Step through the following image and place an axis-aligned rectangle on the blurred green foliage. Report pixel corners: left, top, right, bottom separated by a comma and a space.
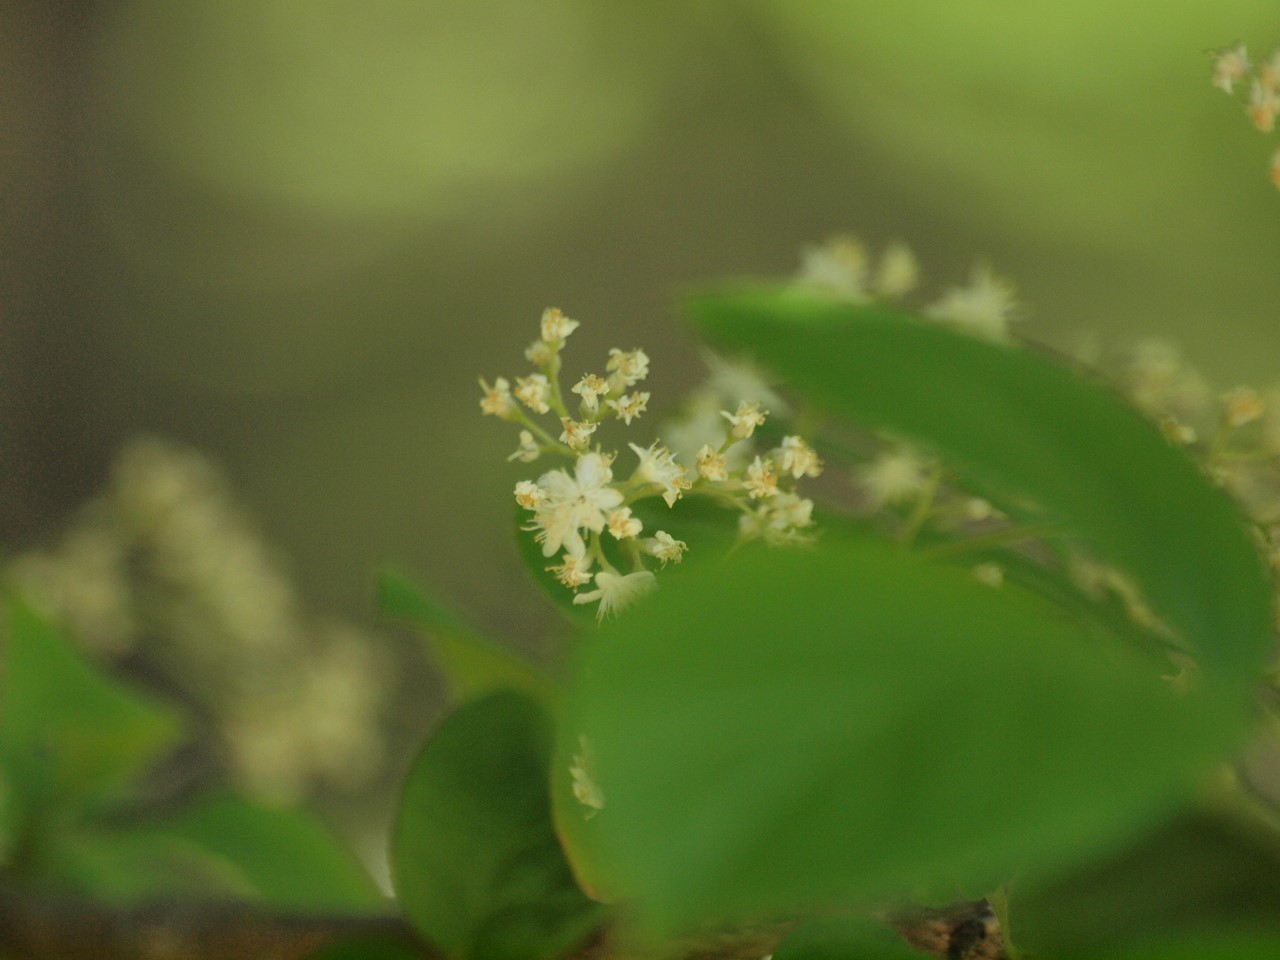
99, 1, 667, 217
391, 690, 601, 960
11, 1, 1280, 646
8, 6, 1280, 956
0, 596, 382, 910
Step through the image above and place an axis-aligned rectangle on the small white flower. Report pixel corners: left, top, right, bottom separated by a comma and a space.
1212, 42, 1251, 94
525, 340, 555, 367
547, 552, 594, 589
1260, 47, 1280, 90
768, 492, 815, 530
965, 498, 1001, 522
514, 374, 551, 414
696, 444, 728, 482
606, 347, 650, 392
744, 456, 779, 499
1123, 339, 1213, 421
1159, 417, 1197, 446
606, 391, 649, 425
777, 436, 823, 479
703, 352, 790, 417
642, 530, 687, 566
572, 570, 656, 620
1248, 77, 1280, 133
479, 377, 513, 417
972, 563, 1004, 588
530, 452, 624, 557
926, 264, 1018, 342
739, 492, 816, 545
514, 480, 545, 510
541, 307, 579, 345
559, 417, 598, 451
569, 734, 605, 817
571, 373, 610, 414
1221, 386, 1265, 428
797, 235, 870, 302
629, 441, 691, 507
721, 400, 768, 440
872, 241, 920, 298
860, 448, 932, 508
508, 430, 541, 463
606, 507, 643, 540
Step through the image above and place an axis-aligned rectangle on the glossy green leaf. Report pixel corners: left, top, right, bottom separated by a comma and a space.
377, 568, 555, 703
554, 540, 1238, 933
685, 288, 1272, 688
392, 691, 602, 960
0, 596, 181, 820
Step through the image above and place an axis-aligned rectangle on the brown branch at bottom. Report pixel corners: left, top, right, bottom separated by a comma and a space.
889, 899, 1005, 960
0, 888, 438, 960
0, 887, 1003, 960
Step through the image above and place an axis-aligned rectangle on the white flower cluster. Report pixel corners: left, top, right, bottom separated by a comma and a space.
9, 438, 387, 802
1211, 42, 1280, 188
481, 308, 823, 620
796, 235, 1019, 343
1096, 338, 1280, 532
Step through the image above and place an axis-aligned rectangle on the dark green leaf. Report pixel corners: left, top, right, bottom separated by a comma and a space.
554, 540, 1238, 933
39, 823, 247, 902
392, 691, 603, 960
0, 595, 181, 820
377, 568, 555, 703
1079, 934, 1280, 959
686, 289, 1272, 689
162, 792, 385, 911
39, 793, 383, 910
1013, 807, 1280, 955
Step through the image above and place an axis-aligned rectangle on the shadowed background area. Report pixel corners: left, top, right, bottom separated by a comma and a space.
4, 1, 1280, 836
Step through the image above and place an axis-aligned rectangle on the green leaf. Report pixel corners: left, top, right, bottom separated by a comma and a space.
554, 540, 1239, 934
1080, 934, 1280, 959
1012, 807, 1280, 955
162, 792, 385, 911
685, 288, 1272, 689
40, 793, 383, 910
0, 595, 181, 820
39, 823, 248, 903
392, 690, 603, 960
377, 568, 556, 703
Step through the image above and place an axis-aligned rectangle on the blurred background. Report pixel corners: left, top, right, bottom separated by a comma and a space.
4, 0, 1280, 848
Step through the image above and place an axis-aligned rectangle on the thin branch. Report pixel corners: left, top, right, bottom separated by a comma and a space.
0, 888, 435, 960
